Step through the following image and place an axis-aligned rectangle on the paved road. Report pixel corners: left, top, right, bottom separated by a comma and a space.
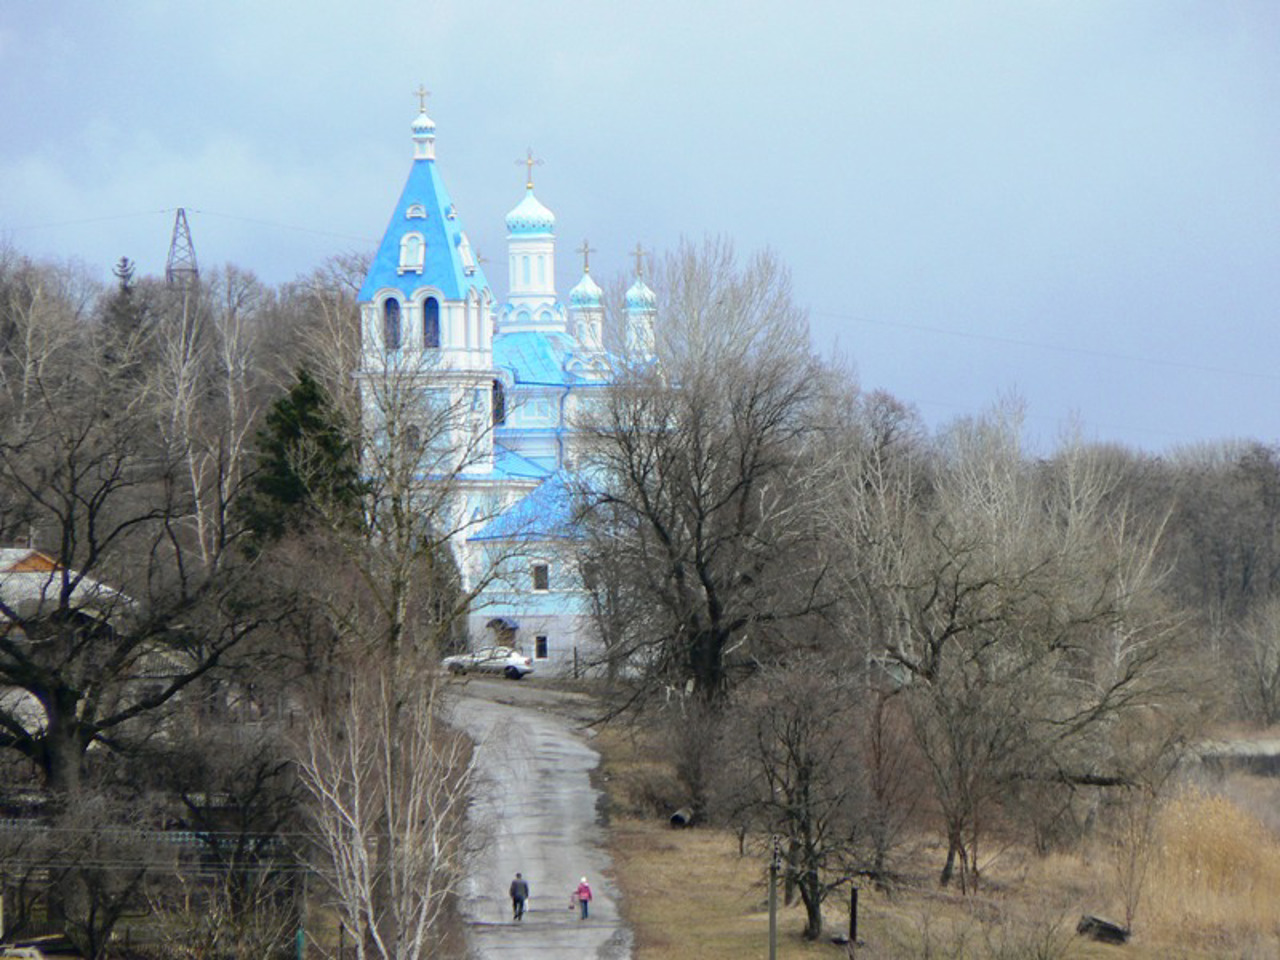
448, 679, 632, 960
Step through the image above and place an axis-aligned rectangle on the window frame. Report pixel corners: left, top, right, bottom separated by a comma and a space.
531, 563, 550, 592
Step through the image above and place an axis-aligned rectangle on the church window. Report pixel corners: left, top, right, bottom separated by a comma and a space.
537, 255, 545, 283
405, 424, 422, 451
535, 635, 548, 660
399, 233, 425, 273
423, 297, 440, 348
405, 204, 426, 219
492, 380, 506, 426
532, 563, 550, 592
522, 255, 530, 286
383, 298, 402, 350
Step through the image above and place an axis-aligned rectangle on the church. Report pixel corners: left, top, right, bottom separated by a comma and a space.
355, 98, 655, 676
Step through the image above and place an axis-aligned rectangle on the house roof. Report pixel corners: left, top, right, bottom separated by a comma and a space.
0, 549, 128, 623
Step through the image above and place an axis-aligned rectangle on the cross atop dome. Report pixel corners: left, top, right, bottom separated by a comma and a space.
518, 147, 544, 191
414, 84, 431, 114
578, 240, 595, 274
632, 242, 648, 279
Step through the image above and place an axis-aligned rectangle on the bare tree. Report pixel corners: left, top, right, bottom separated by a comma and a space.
576, 239, 837, 703
297, 656, 474, 960
717, 660, 870, 940
1232, 596, 1280, 726
272, 303, 511, 958
828, 401, 1189, 891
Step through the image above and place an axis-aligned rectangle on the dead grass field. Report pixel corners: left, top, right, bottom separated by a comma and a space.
597, 727, 1280, 959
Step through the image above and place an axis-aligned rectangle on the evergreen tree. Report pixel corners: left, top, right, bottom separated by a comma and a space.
240, 367, 364, 548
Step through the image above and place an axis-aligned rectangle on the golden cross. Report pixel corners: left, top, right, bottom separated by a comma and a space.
517, 147, 543, 190
578, 239, 596, 274
632, 242, 647, 278
414, 85, 431, 113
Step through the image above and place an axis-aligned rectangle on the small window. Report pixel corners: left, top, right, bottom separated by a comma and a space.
405, 425, 422, 451
522, 255, 530, 286
399, 233, 425, 273
383, 298, 402, 350
423, 298, 440, 348
535, 635, 548, 660
532, 563, 549, 591
406, 204, 427, 220
492, 380, 506, 426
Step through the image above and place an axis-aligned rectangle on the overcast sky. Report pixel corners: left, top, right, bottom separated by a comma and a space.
3, 1, 1277, 453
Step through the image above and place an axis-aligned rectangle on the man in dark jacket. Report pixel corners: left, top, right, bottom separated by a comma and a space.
510, 872, 530, 920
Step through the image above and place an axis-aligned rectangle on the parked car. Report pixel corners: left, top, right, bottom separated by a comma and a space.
442, 646, 534, 680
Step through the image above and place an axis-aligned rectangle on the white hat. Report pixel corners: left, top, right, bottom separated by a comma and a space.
581, 877, 588, 883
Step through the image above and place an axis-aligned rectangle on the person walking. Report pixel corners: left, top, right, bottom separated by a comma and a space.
509, 872, 530, 921
575, 876, 592, 920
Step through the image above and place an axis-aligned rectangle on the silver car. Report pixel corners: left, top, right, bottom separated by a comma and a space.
442, 645, 534, 680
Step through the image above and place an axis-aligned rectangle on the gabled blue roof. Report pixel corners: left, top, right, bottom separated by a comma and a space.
468, 473, 579, 542
358, 156, 489, 302
494, 330, 580, 386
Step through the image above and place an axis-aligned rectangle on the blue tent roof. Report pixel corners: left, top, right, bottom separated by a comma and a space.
358, 154, 489, 303
468, 473, 579, 542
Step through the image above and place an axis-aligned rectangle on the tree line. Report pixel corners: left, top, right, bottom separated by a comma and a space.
0, 240, 1277, 952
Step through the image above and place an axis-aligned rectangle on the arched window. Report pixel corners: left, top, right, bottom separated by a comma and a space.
399, 233, 425, 273
492, 380, 506, 426
405, 424, 422, 451
383, 298, 402, 350
423, 297, 440, 348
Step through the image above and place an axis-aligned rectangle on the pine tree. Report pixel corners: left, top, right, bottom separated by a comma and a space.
240, 368, 364, 548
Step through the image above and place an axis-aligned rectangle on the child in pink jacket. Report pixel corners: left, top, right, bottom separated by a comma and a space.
575, 877, 593, 919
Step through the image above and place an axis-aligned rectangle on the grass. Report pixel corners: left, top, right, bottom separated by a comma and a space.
596, 726, 1280, 959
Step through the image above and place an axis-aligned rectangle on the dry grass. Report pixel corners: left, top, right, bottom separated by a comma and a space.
1143, 788, 1280, 951
599, 724, 1280, 959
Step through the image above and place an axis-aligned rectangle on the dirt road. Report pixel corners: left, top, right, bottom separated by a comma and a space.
448, 679, 633, 959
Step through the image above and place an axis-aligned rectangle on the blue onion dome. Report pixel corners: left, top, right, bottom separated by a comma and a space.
505, 188, 556, 234
569, 271, 604, 308
625, 277, 656, 310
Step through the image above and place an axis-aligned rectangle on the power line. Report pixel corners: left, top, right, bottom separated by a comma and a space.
816, 309, 1280, 384
8, 208, 376, 246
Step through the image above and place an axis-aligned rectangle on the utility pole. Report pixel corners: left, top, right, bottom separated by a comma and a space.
769, 836, 780, 960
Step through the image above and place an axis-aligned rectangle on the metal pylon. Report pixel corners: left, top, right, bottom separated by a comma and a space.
165, 208, 199, 287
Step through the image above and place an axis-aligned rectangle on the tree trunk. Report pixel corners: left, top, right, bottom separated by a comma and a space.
798, 871, 823, 941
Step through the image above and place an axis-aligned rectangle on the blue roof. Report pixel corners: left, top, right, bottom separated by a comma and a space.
468, 473, 579, 542
492, 443, 552, 481
358, 156, 489, 302
494, 330, 580, 386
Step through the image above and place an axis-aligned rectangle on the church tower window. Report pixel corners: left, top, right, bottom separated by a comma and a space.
383, 298, 402, 350
399, 233, 425, 273
423, 297, 440, 348
492, 380, 506, 426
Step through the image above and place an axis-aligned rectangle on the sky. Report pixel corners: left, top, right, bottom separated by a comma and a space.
2, 1, 1277, 454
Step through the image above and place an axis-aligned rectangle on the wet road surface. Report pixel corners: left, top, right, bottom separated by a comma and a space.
448, 679, 632, 959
